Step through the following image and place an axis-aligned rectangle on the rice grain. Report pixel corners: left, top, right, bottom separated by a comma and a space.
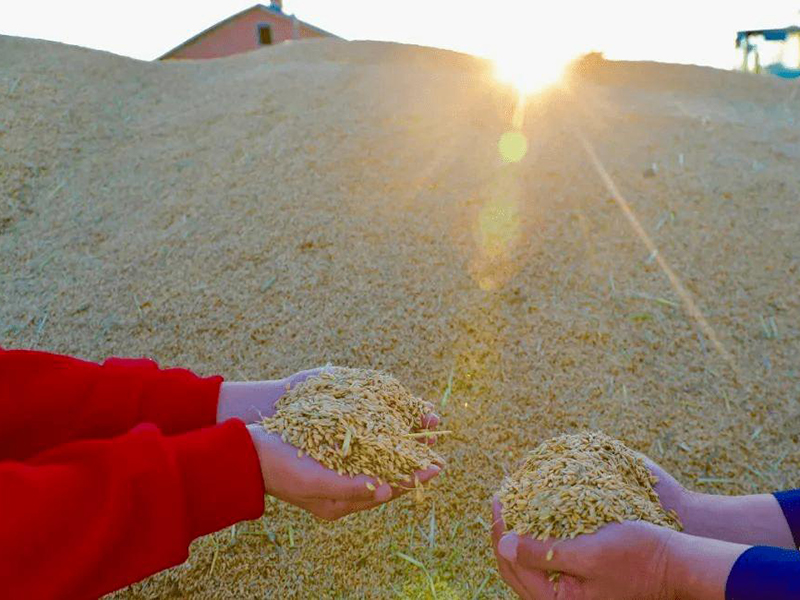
262, 367, 443, 486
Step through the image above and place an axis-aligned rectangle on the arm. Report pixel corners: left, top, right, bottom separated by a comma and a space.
645, 459, 795, 549
679, 492, 795, 549
0, 348, 221, 460
668, 531, 749, 600
0, 420, 264, 599
1, 370, 443, 597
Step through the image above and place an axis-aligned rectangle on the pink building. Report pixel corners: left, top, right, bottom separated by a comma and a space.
159, 1, 338, 60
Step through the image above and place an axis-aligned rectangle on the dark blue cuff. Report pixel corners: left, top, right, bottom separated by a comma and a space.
726, 546, 800, 599
774, 490, 800, 548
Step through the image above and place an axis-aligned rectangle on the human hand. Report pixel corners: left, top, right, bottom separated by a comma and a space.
217, 368, 329, 424
491, 498, 677, 600
491, 496, 746, 600
247, 424, 442, 520
639, 455, 692, 523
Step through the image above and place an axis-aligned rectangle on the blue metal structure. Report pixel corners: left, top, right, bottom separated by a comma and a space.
736, 26, 800, 78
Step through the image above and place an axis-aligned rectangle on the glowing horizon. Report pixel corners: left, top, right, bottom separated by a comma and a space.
1, 1, 799, 69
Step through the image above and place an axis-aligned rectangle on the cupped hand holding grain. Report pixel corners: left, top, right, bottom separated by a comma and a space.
247, 425, 441, 521
218, 368, 440, 431
490, 433, 754, 600
248, 367, 444, 520
492, 497, 675, 599
492, 498, 746, 600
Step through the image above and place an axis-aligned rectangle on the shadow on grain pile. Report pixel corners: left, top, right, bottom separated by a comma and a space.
1, 35, 799, 598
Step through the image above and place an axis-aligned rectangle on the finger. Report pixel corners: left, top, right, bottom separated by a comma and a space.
493, 498, 581, 585
493, 528, 528, 598
325, 497, 388, 518
366, 464, 441, 504
414, 412, 442, 445
508, 562, 558, 600
312, 462, 442, 505
416, 464, 442, 483
492, 503, 540, 600
491, 497, 510, 544
492, 535, 547, 600
496, 555, 530, 599
515, 534, 578, 575
276, 436, 379, 503
285, 367, 328, 388
311, 470, 382, 502
321, 467, 445, 516
391, 464, 442, 491
421, 412, 440, 430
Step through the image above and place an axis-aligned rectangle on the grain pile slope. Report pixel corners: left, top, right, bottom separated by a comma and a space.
2, 34, 799, 599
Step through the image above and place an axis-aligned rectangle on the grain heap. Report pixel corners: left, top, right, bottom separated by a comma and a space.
4, 34, 800, 598
261, 367, 443, 485
499, 432, 682, 539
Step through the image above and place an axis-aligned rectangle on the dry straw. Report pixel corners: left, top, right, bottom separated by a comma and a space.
499, 431, 682, 540
262, 367, 443, 486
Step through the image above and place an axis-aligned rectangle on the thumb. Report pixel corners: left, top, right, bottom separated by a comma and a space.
498, 533, 519, 562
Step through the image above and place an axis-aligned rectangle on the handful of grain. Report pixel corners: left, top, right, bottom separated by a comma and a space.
498, 431, 681, 540
261, 367, 443, 486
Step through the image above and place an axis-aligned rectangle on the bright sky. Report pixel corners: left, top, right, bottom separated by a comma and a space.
1, 0, 799, 68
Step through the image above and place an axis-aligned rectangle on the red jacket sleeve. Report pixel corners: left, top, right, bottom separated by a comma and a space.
0, 420, 266, 599
0, 348, 222, 461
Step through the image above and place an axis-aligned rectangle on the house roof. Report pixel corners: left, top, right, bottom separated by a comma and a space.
158, 3, 340, 60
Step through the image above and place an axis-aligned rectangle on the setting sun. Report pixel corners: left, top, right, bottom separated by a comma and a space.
492, 48, 572, 95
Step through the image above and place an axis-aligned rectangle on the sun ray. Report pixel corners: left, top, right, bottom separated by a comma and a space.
574, 130, 736, 371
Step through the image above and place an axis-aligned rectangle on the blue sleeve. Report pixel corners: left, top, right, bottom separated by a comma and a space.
774, 490, 800, 548
726, 546, 800, 599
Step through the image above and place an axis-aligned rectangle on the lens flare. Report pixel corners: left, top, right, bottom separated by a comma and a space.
498, 131, 528, 163
471, 186, 522, 291
478, 197, 520, 260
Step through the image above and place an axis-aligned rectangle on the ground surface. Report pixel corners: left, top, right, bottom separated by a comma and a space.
2, 36, 799, 599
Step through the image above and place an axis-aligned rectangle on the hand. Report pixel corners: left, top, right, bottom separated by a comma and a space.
217, 368, 328, 424
248, 424, 442, 520
639, 455, 691, 524
491, 498, 676, 600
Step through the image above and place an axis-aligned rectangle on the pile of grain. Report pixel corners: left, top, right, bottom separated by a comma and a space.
499, 432, 681, 539
3, 33, 799, 599
262, 367, 442, 485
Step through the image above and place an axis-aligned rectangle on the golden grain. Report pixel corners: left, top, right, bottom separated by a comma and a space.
499, 432, 682, 539
262, 367, 442, 486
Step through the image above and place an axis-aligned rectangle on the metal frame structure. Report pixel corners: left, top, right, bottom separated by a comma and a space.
736, 26, 800, 76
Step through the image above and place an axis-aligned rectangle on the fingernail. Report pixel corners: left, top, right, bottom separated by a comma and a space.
428, 465, 441, 475
374, 484, 392, 502
498, 533, 519, 562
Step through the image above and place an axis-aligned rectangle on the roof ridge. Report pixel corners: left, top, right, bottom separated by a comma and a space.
158, 3, 340, 60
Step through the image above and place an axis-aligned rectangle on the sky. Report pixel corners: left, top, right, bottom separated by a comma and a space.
1, 0, 799, 69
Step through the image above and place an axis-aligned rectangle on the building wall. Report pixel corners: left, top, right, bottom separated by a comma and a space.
165, 7, 328, 60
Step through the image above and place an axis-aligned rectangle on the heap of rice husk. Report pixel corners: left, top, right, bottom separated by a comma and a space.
3, 33, 799, 599
261, 367, 442, 485
499, 431, 682, 539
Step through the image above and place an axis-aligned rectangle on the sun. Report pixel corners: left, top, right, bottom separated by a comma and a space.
491, 45, 575, 95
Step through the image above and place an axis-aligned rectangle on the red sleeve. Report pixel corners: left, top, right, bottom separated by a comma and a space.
0, 348, 222, 461
0, 419, 266, 599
